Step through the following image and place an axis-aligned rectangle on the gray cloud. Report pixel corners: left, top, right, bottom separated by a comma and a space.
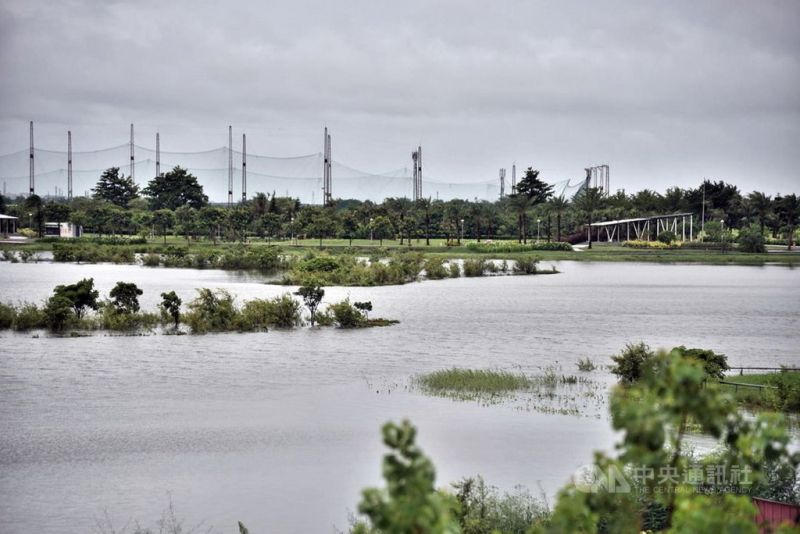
1, 0, 798, 197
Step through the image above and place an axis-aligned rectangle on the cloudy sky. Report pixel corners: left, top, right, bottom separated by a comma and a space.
1, 0, 798, 198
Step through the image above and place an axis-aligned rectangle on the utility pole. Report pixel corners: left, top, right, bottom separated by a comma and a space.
412, 150, 418, 200
67, 130, 73, 200
29, 121, 34, 196
156, 132, 161, 177
129, 123, 135, 182
499, 168, 505, 198
241, 133, 247, 203
227, 125, 233, 207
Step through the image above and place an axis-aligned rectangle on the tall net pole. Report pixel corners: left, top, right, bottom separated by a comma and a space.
412, 150, 419, 200
28, 121, 34, 196
227, 125, 233, 207
241, 133, 247, 203
67, 130, 73, 200
327, 132, 332, 205
417, 145, 422, 200
129, 123, 135, 182
156, 132, 161, 177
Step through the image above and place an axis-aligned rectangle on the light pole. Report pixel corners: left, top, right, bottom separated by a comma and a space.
720, 218, 725, 253
537, 219, 541, 243
370, 217, 374, 243
28, 212, 32, 230
290, 216, 295, 245
460, 218, 464, 245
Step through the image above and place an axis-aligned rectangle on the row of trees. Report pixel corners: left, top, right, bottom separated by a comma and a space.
2, 165, 798, 247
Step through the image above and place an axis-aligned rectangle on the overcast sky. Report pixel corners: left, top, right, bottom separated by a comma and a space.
1, 0, 798, 197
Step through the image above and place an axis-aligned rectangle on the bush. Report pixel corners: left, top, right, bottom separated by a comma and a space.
424, 258, 449, 279
13, 302, 46, 330
462, 258, 486, 277
670, 346, 729, 380
98, 306, 159, 331
237, 294, 301, 330
737, 225, 766, 253
448, 261, 461, 278
45, 295, 76, 332
454, 476, 550, 534
768, 371, 800, 412
328, 299, 366, 328
466, 241, 572, 253
657, 231, 676, 244
184, 289, 238, 333
511, 256, 539, 274
577, 357, 596, 372
610, 341, 656, 383
622, 240, 673, 249
0, 302, 15, 329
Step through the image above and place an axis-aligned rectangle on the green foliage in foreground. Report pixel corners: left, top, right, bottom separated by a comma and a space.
351, 352, 800, 533
283, 252, 425, 286
353, 421, 460, 534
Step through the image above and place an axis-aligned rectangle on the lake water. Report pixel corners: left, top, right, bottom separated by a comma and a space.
0, 261, 798, 533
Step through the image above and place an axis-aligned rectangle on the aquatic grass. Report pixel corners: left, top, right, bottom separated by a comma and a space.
413, 367, 609, 418
417, 368, 534, 395
577, 357, 597, 372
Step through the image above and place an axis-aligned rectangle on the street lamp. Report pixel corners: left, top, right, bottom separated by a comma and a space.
370, 217, 374, 243
537, 219, 541, 243
290, 216, 295, 245
28, 212, 32, 229
460, 218, 465, 245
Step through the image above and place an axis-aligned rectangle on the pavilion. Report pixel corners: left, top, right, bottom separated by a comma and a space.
588, 213, 694, 243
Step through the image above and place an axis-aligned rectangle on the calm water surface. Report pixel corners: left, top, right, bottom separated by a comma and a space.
0, 261, 798, 533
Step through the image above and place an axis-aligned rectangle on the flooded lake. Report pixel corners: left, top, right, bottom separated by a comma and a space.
0, 261, 798, 533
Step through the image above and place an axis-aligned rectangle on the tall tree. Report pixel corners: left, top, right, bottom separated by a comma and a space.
509, 168, 553, 243
775, 194, 799, 250
549, 195, 569, 242
143, 166, 208, 210
574, 187, 605, 249
151, 209, 175, 244
746, 191, 772, 236
93, 167, 140, 208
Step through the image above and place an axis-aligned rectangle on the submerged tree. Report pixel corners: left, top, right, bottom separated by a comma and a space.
159, 291, 182, 328
52, 278, 99, 318
295, 283, 324, 326
109, 282, 143, 314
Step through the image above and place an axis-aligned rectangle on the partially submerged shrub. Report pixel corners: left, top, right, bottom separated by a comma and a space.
184, 289, 238, 333
454, 476, 550, 533
511, 256, 539, 275
328, 298, 366, 328
424, 258, 449, 280
237, 294, 302, 330
159, 291, 182, 328
13, 302, 46, 330
462, 258, 486, 277
577, 357, 596, 372
610, 341, 656, 383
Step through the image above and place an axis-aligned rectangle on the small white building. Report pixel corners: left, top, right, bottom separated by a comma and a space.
44, 222, 82, 238
0, 214, 18, 235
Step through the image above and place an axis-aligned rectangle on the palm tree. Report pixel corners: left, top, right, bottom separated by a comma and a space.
775, 194, 799, 250
573, 187, 605, 249
747, 191, 772, 236
414, 198, 432, 246
549, 195, 569, 242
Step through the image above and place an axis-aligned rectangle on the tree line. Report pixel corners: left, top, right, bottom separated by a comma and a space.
1, 165, 798, 248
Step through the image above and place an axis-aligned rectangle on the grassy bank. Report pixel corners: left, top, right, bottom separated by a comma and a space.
2, 236, 797, 266
719, 371, 800, 413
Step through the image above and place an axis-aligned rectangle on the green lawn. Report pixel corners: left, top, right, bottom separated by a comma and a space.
719, 371, 800, 412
